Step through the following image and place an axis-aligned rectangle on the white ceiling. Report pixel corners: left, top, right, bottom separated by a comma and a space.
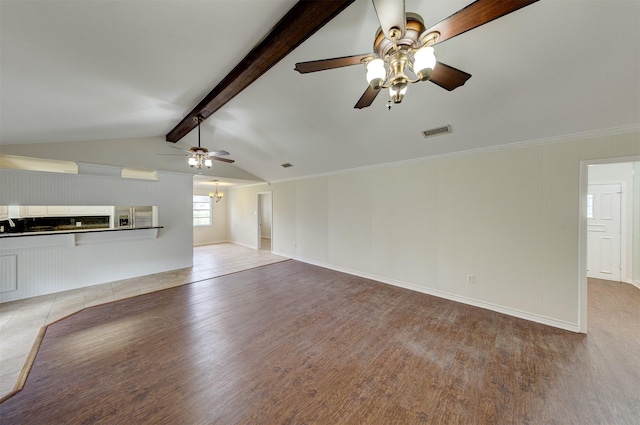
1, 0, 639, 186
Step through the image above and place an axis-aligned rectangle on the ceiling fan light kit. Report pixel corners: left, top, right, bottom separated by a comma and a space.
413, 46, 436, 80
188, 153, 213, 169
365, 14, 439, 106
294, 0, 539, 109
179, 115, 234, 170
365, 58, 385, 89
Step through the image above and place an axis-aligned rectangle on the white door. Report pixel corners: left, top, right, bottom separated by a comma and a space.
587, 184, 622, 281
256, 193, 272, 251
257, 194, 263, 250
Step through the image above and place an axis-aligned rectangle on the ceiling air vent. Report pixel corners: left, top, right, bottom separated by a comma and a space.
281, 163, 293, 168
422, 125, 452, 139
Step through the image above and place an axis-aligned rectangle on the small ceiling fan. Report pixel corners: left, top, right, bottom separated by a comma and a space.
294, 0, 539, 109
160, 116, 234, 169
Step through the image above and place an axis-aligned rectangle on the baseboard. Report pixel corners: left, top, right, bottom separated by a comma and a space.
230, 240, 259, 250
193, 240, 228, 247
291, 255, 581, 333
611, 278, 640, 290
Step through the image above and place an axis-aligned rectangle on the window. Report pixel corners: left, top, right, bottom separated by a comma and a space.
586, 194, 594, 219
193, 195, 211, 226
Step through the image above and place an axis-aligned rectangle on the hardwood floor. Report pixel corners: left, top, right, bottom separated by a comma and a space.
0, 267, 638, 424
0, 242, 287, 399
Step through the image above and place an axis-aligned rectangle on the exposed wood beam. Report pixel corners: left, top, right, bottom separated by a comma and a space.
166, 0, 356, 143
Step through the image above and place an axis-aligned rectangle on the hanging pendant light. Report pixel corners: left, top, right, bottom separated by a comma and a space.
209, 182, 224, 203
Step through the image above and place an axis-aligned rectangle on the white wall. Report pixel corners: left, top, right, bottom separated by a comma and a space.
228, 185, 266, 249
632, 161, 640, 288
228, 129, 640, 331
634, 162, 640, 285
0, 168, 193, 302
588, 162, 637, 283
193, 187, 228, 246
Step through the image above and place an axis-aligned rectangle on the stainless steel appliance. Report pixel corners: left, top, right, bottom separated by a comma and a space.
114, 206, 154, 228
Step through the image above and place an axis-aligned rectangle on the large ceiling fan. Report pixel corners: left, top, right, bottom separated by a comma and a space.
294, 0, 539, 109
160, 116, 234, 170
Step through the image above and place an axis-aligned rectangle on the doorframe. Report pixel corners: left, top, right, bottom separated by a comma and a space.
256, 191, 273, 251
579, 154, 639, 333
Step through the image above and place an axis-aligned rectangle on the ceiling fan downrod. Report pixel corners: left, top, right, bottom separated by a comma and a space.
188, 116, 212, 169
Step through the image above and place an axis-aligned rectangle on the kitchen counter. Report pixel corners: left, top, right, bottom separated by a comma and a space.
0, 226, 163, 238
0, 226, 164, 250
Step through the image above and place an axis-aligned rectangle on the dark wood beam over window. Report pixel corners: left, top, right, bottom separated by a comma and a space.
165, 0, 356, 143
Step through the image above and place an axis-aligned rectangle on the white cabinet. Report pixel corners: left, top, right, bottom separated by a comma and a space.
8, 205, 21, 218
5, 205, 115, 219
47, 206, 69, 216
66, 206, 112, 216
67, 205, 90, 215
17, 206, 113, 217
89, 206, 112, 215
21, 206, 48, 217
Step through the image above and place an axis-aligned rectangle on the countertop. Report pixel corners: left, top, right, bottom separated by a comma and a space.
0, 226, 164, 238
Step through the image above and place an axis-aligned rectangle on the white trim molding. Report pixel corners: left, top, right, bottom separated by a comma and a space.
276, 252, 582, 333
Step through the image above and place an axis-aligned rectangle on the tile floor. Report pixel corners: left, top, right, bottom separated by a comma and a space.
0, 242, 286, 399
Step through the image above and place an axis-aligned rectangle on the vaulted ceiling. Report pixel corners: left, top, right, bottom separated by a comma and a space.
1, 0, 639, 186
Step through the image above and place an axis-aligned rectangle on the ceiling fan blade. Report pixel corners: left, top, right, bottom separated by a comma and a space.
295, 53, 373, 74
426, 0, 539, 45
168, 145, 190, 153
212, 156, 235, 164
354, 85, 381, 109
372, 0, 406, 39
211, 150, 230, 156
429, 62, 472, 91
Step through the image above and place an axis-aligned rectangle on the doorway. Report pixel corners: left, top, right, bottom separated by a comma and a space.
580, 157, 640, 333
257, 192, 272, 251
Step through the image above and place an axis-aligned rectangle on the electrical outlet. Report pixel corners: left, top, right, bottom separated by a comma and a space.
76, 222, 82, 227
466, 275, 475, 283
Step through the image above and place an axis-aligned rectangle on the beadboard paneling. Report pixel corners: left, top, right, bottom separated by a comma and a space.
0, 169, 193, 302
0, 255, 17, 292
